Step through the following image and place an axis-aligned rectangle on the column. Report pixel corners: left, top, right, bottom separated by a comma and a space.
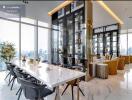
19, 15, 21, 60
48, 17, 52, 64
85, 0, 93, 81
34, 20, 38, 59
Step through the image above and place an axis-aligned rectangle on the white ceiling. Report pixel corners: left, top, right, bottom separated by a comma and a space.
0, 1, 132, 29
93, 1, 132, 29
93, 1, 115, 28
0, 1, 62, 23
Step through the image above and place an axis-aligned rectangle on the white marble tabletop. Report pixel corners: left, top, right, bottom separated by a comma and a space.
13, 60, 85, 88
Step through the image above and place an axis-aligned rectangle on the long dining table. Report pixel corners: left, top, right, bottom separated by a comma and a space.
13, 60, 86, 100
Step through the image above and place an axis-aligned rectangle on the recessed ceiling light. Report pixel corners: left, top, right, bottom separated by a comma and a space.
48, 0, 73, 16
97, 1, 124, 25
3, 5, 6, 9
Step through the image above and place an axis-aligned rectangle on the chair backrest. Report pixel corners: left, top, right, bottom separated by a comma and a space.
19, 77, 55, 99
9, 64, 16, 77
118, 57, 125, 70
14, 68, 22, 83
14, 68, 23, 78
109, 59, 118, 75
110, 59, 118, 68
18, 77, 40, 99
120, 55, 130, 64
104, 59, 119, 75
6, 63, 12, 70
130, 55, 132, 63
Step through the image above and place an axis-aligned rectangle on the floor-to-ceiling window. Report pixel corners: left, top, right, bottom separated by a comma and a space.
21, 23, 35, 58
0, 17, 51, 71
0, 19, 19, 70
120, 29, 132, 55
128, 29, 132, 55
38, 27, 49, 61
120, 34, 127, 55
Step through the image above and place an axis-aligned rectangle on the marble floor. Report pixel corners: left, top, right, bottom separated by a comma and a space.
0, 64, 132, 100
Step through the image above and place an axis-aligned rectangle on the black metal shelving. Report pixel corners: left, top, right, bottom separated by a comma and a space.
51, 1, 85, 67
93, 23, 120, 57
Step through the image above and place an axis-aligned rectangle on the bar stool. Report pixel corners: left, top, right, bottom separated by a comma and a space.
96, 63, 108, 79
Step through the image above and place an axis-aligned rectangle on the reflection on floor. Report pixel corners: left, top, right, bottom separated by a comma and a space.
0, 62, 6, 71
0, 64, 132, 100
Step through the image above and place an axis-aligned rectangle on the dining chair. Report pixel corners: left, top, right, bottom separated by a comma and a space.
14, 68, 29, 100
61, 79, 85, 100
117, 57, 125, 70
14, 67, 41, 100
4, 62, 12, 82
130, 55, 132, 63
120, 55, 130, 64
105, 59, 119, 75
19, 77, 55, 100
7, 64, 17, 90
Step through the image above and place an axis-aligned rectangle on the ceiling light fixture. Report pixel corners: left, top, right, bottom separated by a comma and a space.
48, 0, 74, 16
97, 1, 124, 25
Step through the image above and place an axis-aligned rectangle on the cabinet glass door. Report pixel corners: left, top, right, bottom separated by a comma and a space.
112, 31, 117, 56
93, 35, 97, 54
66, 15, 73, 65
105, 33, 110, 54
58, 19, 64, 64
98, 34, 103, 55
74, 10, 84, 64
52, 24, 59, 64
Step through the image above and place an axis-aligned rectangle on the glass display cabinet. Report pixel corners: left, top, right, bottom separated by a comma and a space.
51, 1, 86, 70
58, 19, 64, 64
112, 32, 118, 56
51, 22, 59, 64
74, 10, 85, 65
66, 15, 74, 65
104, 33, 111, 54
98, 34, 104, 56
93, 35, 97, 55
93, 23, 120, 57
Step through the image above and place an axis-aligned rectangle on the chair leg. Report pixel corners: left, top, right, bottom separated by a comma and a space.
10, 77, 15, 90
71, 86, 74, 100
4, 73, 10, 80
16, 87, 21, 95
79, 87, 85, 96
9, 74, 11, 83
8, 77, 13, 86
17, 88, 22, 100
61, 84, 69, 95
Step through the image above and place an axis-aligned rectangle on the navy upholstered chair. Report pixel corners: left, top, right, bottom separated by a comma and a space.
4, 62, 12, 83
7, 64, 17, 90
14, 67, 39, 100
19, 77, 55, 100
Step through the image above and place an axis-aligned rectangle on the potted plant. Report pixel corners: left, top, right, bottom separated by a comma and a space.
0, 42, 16, 63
